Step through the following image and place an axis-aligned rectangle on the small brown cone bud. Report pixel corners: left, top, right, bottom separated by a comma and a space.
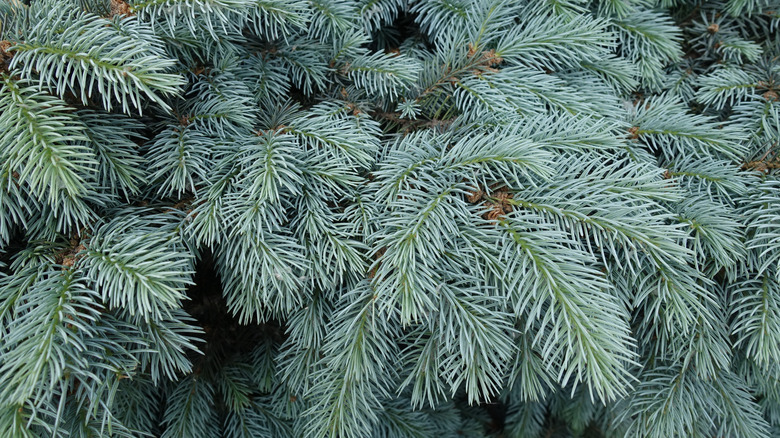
110, 0, 133, 16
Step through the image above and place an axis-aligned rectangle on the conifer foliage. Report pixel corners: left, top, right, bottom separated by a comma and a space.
0, 0, 779, 436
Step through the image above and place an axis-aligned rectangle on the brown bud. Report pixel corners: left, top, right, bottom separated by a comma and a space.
0, 40, 12, 74
707, 23, 719, 33
466, 186, 484, 204
110, 0, 133, 17
467, 43, 477, 58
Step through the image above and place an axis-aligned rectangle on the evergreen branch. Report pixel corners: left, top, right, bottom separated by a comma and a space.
77, 109, 147, 199
697, 66, 760, 109
0, 75, 95, 203
631, 94, 746, 160
495, 15, 615, 70
454, 67, 609, 118
617, 365, 717, 438
717, 34, 763, 64
0, 163, 37, 246
246, 0, 310, 39
410, 0, 468, 38
180, 71, 259, 134
373, 128, 553, 203
80, 217, 195, 319
272, 38, 331, 95
665, 155, 750, 202
285, 101, 381, 167
236, 131, 304, 204
503, 401, 545, 438
303, 282, 399, 438
434, 283, 515, 404
342, 50, 420, 99
160, 376, 219, 438
146, 125, 215, 197
506, 331, 553, 402
358, 0, 403, 33
10, 9, 184, 113
216, 232, 310, 322
307, 0, 358, 39
127, 308, 203, 383
498, 213, 636, 402
130, 0, 252, 37
237, 54, 291, 101
0, 267, 100, 405
371, 183, 470, 323
731, 276, 780, 370
673, 195, 745, 275
742, 178, 780, 281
